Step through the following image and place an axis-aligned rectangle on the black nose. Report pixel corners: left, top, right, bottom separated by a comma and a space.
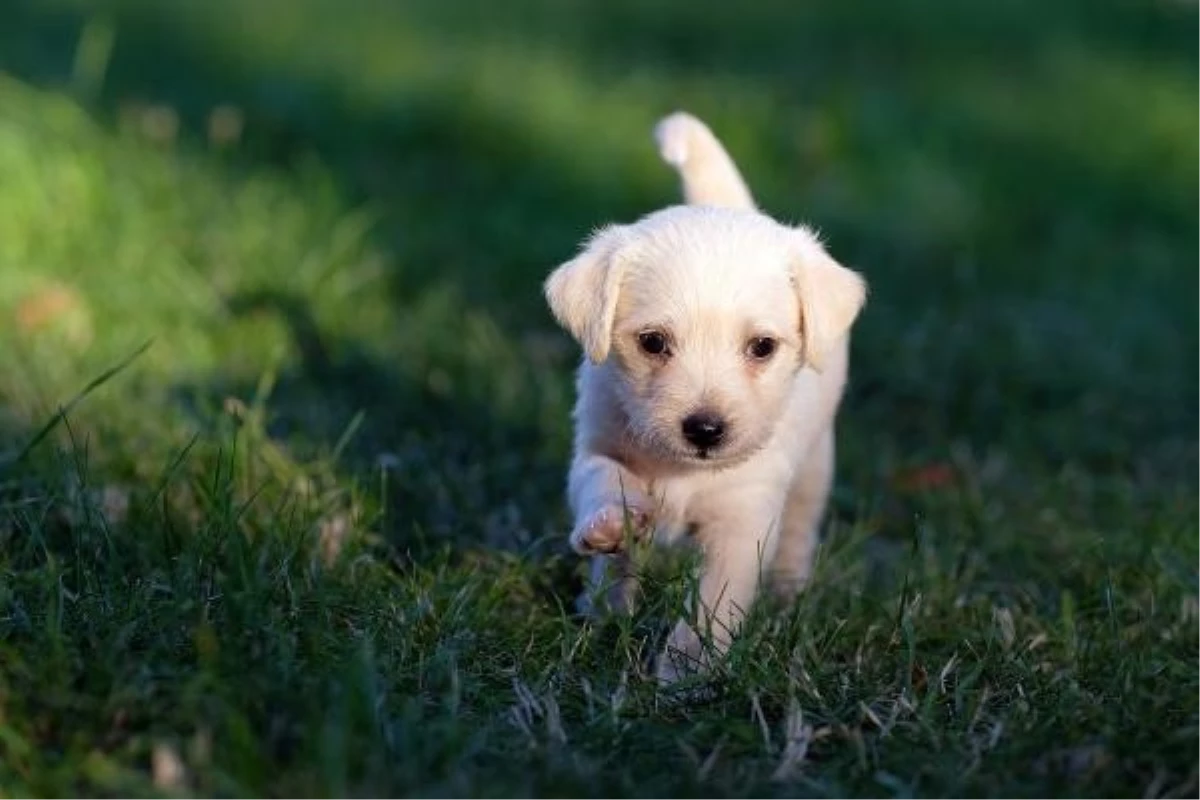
681, 412, 727, 450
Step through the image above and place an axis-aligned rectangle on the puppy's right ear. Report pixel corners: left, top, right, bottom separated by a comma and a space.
544, 225, 630, 363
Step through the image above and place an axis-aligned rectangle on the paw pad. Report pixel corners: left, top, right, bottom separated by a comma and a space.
570, 505, 651, 555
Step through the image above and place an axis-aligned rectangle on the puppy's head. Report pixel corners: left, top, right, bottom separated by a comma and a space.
545, 206, 865, 467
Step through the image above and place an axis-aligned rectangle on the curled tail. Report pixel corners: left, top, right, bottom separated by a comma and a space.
654, 111, 756, 210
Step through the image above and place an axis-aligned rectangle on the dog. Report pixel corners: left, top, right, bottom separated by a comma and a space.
543, 112, 866, 685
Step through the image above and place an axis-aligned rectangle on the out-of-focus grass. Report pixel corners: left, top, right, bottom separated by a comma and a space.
0, 0, 1196, 796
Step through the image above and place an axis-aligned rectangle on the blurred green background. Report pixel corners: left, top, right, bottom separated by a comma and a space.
0, 0, 1196, 795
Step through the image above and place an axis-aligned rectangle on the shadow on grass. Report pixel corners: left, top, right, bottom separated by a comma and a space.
204, 289, 572, 558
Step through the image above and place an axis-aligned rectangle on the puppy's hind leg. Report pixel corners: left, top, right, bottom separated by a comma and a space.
770, 430, 835, 600
654, 112, 756, 210
578, 553, 640, 618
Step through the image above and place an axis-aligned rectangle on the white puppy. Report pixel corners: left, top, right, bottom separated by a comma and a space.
544, 112, 866, 684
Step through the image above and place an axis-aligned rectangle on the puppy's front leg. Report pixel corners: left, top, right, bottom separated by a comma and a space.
568, 452, 652, 555
656, 500, 781, 684
771, 430, 834, 599
568, 452, 652, 616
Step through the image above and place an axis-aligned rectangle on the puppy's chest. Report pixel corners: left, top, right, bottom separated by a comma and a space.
637, 447, 799, 546
643, 472, 730, 545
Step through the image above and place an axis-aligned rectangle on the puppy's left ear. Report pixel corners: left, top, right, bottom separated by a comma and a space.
791, 230, 867, 371
544, 225, 631, 363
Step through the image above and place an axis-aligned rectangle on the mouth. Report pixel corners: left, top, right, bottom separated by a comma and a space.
683, 437, 768, 469
687, 445, 735, 465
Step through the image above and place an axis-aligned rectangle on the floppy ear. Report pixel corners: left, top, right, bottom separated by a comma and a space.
544, 225, 630, 363
791, 231, 867, 371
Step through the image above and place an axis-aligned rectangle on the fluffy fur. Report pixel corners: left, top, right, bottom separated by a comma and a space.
544, 111, 867, 684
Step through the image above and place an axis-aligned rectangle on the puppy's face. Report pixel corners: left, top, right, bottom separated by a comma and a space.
605, 233, 801, 466
546, 206, 865, 468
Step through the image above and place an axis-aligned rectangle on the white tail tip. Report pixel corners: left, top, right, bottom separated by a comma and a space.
653, 111, 710, 168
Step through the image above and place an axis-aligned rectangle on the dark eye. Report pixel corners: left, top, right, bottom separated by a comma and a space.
638, 330, 670, 357
746, 336, 778, 360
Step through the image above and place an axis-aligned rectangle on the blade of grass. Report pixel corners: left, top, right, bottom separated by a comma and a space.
5, 339, 154, 467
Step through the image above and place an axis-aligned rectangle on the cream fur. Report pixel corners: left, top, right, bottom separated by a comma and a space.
544, 111, 867, 685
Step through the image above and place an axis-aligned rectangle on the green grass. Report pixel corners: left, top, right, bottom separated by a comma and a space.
0, 0, 1196, 795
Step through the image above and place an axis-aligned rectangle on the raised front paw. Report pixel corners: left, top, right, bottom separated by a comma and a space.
569, 503, 652, 555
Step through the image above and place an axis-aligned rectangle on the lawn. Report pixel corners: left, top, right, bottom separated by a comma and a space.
0, 0, 1196, 796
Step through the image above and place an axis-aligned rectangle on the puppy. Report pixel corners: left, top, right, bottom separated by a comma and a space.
544, 112, 866, 685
